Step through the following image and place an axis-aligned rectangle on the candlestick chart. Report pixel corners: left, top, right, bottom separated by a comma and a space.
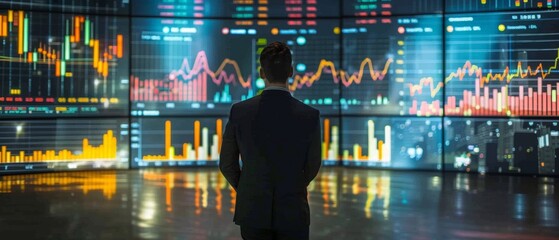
444, 117, 559, 175
0, 118, 129, 173
341, 117, 442, 170
341, 15, 443, 116
0, 0, 129, 15
445, 0, 559, 12
130, 18, 340, 116
0, 10, 129, 117
445, 11, 559, 117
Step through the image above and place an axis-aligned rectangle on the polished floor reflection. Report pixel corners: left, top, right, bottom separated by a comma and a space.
0, 168, 558, 239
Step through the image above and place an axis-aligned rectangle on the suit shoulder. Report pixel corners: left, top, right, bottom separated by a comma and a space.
291, 98, 320, 117
229, 95, 261, 114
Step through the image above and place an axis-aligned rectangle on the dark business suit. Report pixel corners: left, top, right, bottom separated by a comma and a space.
219, 89, 322, 239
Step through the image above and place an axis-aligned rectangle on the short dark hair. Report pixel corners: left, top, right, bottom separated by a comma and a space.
259, 42, 292, 84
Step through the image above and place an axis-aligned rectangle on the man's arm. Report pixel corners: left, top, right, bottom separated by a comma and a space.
219, 107, 241, 190
305, 113, 322, 186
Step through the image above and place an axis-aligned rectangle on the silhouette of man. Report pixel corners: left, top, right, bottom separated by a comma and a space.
219, 41, 322, 240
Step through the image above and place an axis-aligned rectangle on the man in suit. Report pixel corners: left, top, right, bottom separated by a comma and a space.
219, 41, 322, 240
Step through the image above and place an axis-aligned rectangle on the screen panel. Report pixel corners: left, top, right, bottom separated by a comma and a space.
444, 117, 558, 176
0, 0, 129, 15
0, 118, 129, 174
341, 15, 443, 116
343, 0, 443, 16
131, 117, 224, 168
131, 0, 340, 18
131, 18, 340, 116
341, 117, 442, 170
0, 10, 129, 117
446, 0, 559, 13
131, 116, 341, 168
445, 11, 559, 117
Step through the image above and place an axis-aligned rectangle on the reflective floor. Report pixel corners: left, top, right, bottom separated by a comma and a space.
0, 168, 558, 239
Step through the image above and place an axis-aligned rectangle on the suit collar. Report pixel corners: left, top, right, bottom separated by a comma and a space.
261, 89, 293, 97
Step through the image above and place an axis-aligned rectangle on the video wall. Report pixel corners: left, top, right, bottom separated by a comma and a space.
0, 0, 558, 176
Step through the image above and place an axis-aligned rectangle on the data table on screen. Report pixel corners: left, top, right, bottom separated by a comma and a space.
343, 0, 443, 16
131, 0, 340, 18
0, 118, 129, 173
342, 15, 443, 116
445, 0, 559, 13
0, 10, 130, 117
130, 18, 340, 116
445, 11, 559, 117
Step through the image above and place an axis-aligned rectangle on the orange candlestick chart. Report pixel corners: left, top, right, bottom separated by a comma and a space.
0, 9, 128, 116
0, 119, 129, 173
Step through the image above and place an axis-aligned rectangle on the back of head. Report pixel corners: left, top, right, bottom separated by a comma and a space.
259, 42, 292, 84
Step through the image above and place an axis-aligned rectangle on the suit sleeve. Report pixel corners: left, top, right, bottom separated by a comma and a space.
305, 111, 322, 186
219, 106, 241, 190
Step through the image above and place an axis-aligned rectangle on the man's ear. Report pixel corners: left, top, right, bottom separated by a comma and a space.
259, 68, 266, 80
289, 66, 294, 78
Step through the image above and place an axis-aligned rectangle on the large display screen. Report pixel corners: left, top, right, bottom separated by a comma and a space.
0, 10, 129, 117
342, 15, 443, 116
132, 0, 340, 18
445, 11, 559, 117
444, 118, 558, 175
0, 118, 129, 173
445, 0, 559, 13
130, 18, 339, 116
0, 0, 129, 15
341, 117, 442, 170
1, 0, 557, 175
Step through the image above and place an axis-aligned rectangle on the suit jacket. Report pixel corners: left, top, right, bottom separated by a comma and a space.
219, 89, 322, 230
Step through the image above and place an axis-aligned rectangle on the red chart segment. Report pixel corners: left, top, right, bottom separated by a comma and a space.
445, 11, 559, 117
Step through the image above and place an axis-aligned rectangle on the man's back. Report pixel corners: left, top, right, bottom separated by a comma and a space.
220, 41, 321, 240
220, 89, 321, 229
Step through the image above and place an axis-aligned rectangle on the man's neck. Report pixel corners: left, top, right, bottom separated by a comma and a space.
266, 83, 288, 89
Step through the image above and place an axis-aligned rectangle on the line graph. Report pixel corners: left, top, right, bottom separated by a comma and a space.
131, 18, 340, 115
445, 49, 559, 86
289, 58, 393, 90
342, 15, 443, 116
131, 51, 252, 103
408, 77, 444, 98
